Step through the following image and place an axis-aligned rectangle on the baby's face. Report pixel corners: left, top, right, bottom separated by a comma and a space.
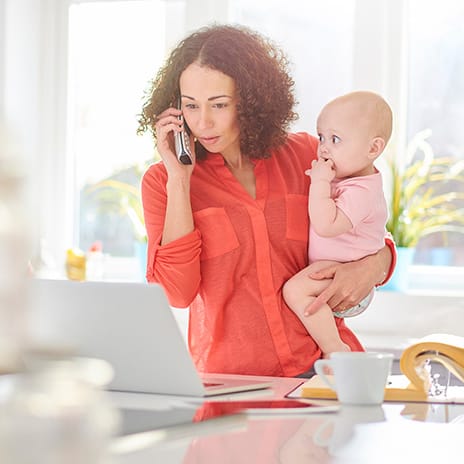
316, 101, 377, 179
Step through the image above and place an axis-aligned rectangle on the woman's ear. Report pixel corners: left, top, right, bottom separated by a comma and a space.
367, 137, 386, 160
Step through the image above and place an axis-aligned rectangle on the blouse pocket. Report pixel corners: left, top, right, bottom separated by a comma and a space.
285, 194, 309, 242
193, 207, 240, 260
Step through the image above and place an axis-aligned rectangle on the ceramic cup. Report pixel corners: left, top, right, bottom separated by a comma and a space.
314, 351, 394, 405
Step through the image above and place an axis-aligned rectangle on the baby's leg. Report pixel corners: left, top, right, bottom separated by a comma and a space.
283, 261, 350, 357
283, 260, 337, 317
305, 305, 350, 358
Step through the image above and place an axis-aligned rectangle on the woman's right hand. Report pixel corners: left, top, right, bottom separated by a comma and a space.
154, 107, 195, 176
153, 106, 197, 247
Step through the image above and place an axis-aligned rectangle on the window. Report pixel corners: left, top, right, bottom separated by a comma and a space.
230, 0, 464, 271
406, 0, 464, 266
28, 0, 463, 284
68, 1, 165, 266
229, 0, 356, 133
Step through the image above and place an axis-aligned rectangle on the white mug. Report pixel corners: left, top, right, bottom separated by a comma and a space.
314, 351, 394, 405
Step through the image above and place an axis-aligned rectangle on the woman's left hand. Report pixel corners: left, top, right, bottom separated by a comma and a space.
306, 247, 391, 314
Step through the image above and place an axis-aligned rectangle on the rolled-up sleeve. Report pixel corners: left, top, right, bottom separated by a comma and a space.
379, 234, 397, 286
142, 164, 202, 308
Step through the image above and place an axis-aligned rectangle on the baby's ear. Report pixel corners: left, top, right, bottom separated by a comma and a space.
367, 136, 386, 160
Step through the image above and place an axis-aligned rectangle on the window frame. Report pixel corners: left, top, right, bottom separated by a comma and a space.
15, 0, 463, 287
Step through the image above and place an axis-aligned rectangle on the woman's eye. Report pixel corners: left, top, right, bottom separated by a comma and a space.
318, 134, 324, 143
185, 103, 198, 110
213, 102, 227, 109
332, 135, 341, 144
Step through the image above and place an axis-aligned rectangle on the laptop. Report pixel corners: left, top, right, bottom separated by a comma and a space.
26, 278, 272, 397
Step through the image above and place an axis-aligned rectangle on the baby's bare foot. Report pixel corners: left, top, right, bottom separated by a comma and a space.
320, 343, 351, 375
322, 342, 351, 359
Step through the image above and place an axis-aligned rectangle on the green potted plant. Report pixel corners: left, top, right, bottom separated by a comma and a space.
87, 178, 147, 243
382, 129, 464, 290
83, 175, 148, 278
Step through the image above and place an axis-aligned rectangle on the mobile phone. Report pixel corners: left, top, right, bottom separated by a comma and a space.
174, 99, 193, 165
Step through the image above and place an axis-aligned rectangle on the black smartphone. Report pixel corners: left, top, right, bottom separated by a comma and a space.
174, 98, 193, 165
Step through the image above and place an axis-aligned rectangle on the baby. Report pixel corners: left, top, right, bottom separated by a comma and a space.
283, 90, 392, 358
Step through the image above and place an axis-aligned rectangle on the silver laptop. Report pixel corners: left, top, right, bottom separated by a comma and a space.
26, 278, 271, 397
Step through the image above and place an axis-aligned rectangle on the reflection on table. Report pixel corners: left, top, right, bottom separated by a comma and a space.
109, 376, 464, 464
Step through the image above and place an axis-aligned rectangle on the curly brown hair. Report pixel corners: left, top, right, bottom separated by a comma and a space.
137, 24, 298, 160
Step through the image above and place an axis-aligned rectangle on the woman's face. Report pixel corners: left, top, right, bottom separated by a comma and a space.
179, 63, 241, 159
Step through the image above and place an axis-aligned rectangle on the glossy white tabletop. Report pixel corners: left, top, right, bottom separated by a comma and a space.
108, 374, 464, 464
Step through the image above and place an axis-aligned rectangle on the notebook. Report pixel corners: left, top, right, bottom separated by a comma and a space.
26, 278, 272, 397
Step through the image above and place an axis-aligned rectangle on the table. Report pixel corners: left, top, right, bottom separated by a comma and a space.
107, 375, 464, 464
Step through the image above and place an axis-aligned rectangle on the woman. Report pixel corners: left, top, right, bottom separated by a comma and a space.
138, 24, 395, 377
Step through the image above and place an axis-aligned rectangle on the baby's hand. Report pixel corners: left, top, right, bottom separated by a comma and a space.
306, 158, 335, 183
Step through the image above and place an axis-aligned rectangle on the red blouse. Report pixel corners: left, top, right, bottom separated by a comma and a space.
142, 132, 394, 376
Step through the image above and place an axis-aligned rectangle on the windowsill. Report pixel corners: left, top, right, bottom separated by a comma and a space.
406, 264, 464, 295
336, 264, 464, 357
36, 256, 146, 283
91, 262, 464, 293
